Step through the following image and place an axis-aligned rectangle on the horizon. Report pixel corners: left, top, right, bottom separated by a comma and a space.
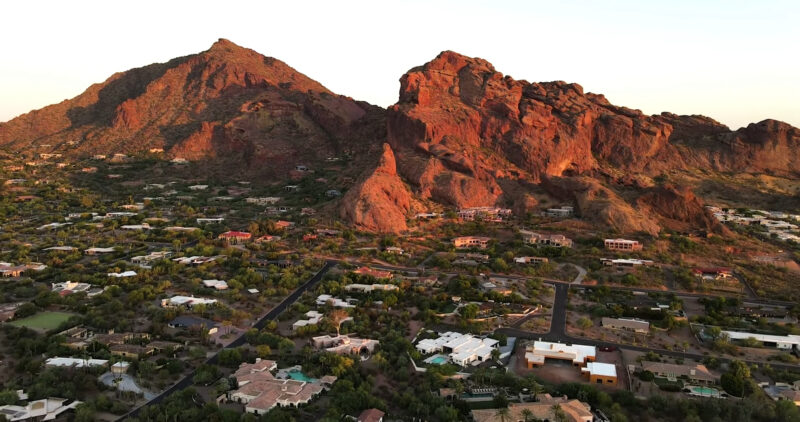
1, 0, 799, 129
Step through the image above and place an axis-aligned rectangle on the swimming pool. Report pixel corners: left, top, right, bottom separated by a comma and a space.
423, 354, 449, 365
287, 369, 317, 383
687, 386, 721, 397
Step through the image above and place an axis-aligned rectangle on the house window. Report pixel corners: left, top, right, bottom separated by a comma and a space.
597, 379, 602, 384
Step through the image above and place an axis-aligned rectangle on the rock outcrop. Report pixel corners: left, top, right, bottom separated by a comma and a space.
339, 143, 414, 233
637, 185, 729, 235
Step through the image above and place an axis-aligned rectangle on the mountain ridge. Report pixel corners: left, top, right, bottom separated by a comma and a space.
1, 42, 797, 234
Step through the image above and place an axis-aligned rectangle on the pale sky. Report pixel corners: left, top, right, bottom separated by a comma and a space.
2, 0, 798, 129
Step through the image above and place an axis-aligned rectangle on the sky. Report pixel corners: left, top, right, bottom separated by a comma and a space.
1, 0, 798, 129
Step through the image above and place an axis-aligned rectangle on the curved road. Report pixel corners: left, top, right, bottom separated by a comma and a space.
118, 260, 337, 421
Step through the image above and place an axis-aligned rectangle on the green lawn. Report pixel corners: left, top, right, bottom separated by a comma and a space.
9, 311, 74, 331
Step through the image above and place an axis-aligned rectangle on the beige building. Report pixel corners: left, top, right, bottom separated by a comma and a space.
642, 361, 717, 385
453, 236, 491, 249
471, 395, 593, 422
604, 238, 643, 251
520, 230, 573, 248
601, 317, 650, 334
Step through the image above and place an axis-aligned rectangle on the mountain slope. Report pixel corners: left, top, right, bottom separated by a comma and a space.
345, 51, 799, 233
0, 39, 385, 177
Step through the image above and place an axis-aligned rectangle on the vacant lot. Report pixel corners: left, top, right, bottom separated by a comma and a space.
9, 311, 74, 331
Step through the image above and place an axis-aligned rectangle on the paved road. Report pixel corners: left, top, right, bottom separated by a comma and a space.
118, 260, 336, 421
496, 281, 800, 373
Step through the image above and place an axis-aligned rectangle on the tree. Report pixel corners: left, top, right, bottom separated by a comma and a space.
577, 317, 593, 330
721, 360, 750, 397
552, 404, 568, 422
459, 303, 479, 320
328, 309, 350, 337
494, 406, 511, 422
521, 408, 534, 422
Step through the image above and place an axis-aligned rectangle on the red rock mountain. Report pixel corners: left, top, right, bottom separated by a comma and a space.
2, 44, 797, 234
344, 51, 798, 233
0, 39, 385, 177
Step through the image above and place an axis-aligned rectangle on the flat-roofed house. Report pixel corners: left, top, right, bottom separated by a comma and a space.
602, 317, 650, 334
471, 395, 593, 422
604, 238, 643, 251
520, 230, 573, 248
453, 236, 490, 249
524, 341, 596, 368
582, 362, 618, 385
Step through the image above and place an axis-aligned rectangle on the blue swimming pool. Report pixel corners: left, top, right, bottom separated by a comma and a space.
287, 370, 317, 383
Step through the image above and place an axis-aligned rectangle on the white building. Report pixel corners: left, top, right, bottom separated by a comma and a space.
416, 332, 499, 366
344, 284, 399, 293
202, 279, 229, 290
315, 294, 355, 308
723, 330, 800, 350
45, 357, 108, 368
525, 341, 597, 367
161, 296, 218, 308
293, 311, 324, 330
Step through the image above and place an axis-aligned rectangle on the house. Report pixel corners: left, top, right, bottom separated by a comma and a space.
457, 207, 512, 222
384, 246, 404, 255
109, 344, 154, 359
0, 265, 26, 277
357, 408, 385, 422
246, 197, 281, 205
415, 332, 499, 366
544, 205, 575, 218
197, 217, 225, 224
581, 362, 618, 385
315, 294, 355, 308
131, 251, 172, 267
344, 284, 399, 293
188, 184, 208, 190
0, 397, 82, 422
325, 189, 342, 197
172, 255, 221, 265
641, 361, 717, 385
760, 383, 800, 406
352, 267, 393, 279
471, 395, 593, 422
524, 341, 596, 368
171, 157, 188, 164
692, 267, 734, 281
520, 230, 573, 248
255, 234, 280, 243
85, 247, 115, 255
108, 270, 137, 278
45, 357, 108, 369
453, 236, 491, 249
274, 220, 294, 230
722, 330, 800, 350
218, 231, 252, 244
202, 279, 229, 290
514, 256, 549, 265
168, 315, 219, 334
292, 311, 324, 331
227, 359, 335, 416
601, 258, 654, 270
311, 335, 379, 355
604, 238, 643, 251
284, 185, 300, 192
601, 317, 650, 334
161, 295, 218, 308
120, 223, 150, 230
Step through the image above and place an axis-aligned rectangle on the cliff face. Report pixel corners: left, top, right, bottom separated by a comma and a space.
0, 39, 385, 177
339, 143, 414, 233
351, 51, 798, 233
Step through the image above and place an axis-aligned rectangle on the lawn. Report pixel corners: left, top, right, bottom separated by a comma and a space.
9, 311, 75, 331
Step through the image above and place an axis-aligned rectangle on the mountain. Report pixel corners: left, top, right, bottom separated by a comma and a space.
2, 44, 797, 235
0, 39, 386, 178
342, 51, 799, 233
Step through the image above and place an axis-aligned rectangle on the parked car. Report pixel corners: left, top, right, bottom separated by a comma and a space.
599, 345, 617, 352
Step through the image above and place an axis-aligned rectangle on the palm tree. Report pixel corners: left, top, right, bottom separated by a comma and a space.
521, 408, 534, 422
495, 406, 511, 422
